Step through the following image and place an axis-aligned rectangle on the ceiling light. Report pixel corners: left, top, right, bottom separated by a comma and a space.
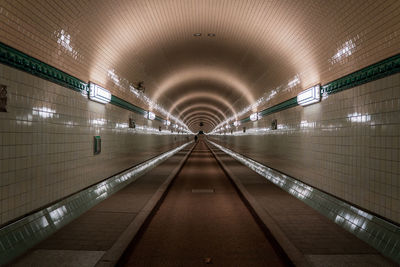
88, 82, 111, 104
207, 33, 216, 37
193, 33, 202, 37
297, 84, 321, 106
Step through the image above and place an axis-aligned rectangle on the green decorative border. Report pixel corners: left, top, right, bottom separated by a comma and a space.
322, 53, 400, 96
238, 97, 298, 125
0, 42, 86, 92
110, 96, 164, 122
110, 95, 147, 115
258, 97, 298, 117
0, 42, 167, 124
237, 53, 400, 124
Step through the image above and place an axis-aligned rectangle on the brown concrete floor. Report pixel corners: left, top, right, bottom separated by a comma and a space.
121, 140, 288, 267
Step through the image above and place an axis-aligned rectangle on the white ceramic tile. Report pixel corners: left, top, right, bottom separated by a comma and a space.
0, 65, 188, 226
212, 73, 400, 223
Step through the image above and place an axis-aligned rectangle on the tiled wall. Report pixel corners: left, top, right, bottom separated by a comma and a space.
0, 64, 188, 226
210, 73, 400, 224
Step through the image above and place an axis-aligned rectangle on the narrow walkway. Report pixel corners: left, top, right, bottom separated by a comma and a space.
12, 146, 192, 267
208, 141, 396, 267
120, 140, 288, 266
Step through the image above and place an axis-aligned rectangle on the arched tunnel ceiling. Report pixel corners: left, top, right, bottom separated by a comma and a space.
1, 0, 400, 132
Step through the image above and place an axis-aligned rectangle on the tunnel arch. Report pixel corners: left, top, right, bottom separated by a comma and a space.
151, 66, 255, 105
186, 117, 218, 128
182, 110, 222, 125
168, 92, 237, 120
178, 104, 228, 122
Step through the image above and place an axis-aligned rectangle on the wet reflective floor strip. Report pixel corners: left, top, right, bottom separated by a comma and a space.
120, 140, 288, 266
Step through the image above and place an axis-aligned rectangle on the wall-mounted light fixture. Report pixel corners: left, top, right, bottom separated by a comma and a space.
233, 121, 240, 127
297, 84, 321, 106
89, 82, 111, 104
164, 120, 171, 126
250, 113, 259, 121
147, 111, 155, 120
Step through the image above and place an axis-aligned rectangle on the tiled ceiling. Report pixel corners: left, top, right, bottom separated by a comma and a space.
1, 0, 400, 132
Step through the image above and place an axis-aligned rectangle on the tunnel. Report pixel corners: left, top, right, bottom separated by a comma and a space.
0, 0, 400, 266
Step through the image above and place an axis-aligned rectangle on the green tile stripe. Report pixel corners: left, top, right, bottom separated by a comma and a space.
0, 42, 167, 124
0, 141, 192, 265
209, 140, 400, 264
0, 42, 86, 93
322, 53, 400, 96
258, 96, 298, 117
237, 53, 400, 125
238, 97, 298, 125
110, 95, 147, 115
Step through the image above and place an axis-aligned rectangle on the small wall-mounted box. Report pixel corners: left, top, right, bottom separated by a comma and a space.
94, 136, 101, 155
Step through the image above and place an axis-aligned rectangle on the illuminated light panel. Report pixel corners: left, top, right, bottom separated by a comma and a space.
89, 82, 111, 104
297, 84, 320, 106
147, 111, 156, 120
250, 113, 259, 121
